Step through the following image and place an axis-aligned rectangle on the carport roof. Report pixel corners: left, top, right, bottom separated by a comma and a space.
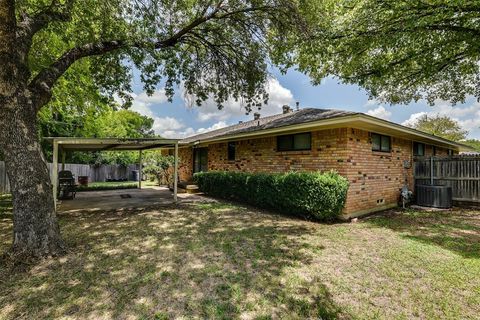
44, 137, 179, 151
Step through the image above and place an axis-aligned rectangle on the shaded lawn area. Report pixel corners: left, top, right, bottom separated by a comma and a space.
0, 198, 479, 319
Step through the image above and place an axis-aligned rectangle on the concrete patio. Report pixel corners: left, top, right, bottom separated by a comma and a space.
58, 186, 212, 213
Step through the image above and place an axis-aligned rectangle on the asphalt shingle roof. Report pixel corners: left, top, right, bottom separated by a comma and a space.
181, 108, 359, 144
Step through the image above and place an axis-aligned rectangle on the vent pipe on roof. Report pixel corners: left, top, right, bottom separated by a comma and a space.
296, 101, 300, 111
282, 105, 292, 114
254, 112, 261, 120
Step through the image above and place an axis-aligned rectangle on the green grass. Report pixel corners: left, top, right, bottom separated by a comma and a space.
0, 200, 479, 319
0, 194, 12, 216
76, 181, 138, 192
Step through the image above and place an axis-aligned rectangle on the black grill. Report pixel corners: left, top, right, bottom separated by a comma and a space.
415, 185, 452, 208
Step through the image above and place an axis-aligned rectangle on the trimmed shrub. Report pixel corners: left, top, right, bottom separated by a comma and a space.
194, 171, 349, 221
76, 182, 138, 192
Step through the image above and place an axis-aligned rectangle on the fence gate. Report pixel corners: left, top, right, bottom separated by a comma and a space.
414, 155, 480, 204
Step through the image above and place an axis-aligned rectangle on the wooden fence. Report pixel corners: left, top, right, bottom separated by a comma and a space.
0, 161, 10, 194
414, 155, 480, 203
0, 161, 139, 194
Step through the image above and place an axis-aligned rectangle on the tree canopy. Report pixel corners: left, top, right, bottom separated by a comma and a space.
39, 107, 155, 164
20, 0, 303, 114
407, 114, 468, 142
290, 0, 480, 105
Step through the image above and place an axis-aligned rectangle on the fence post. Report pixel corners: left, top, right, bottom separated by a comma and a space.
430, 156, 434, 185
138, 150, 143, 189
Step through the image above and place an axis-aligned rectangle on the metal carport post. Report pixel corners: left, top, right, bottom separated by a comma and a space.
52, 140, 59, 208
174, 141, 178, 203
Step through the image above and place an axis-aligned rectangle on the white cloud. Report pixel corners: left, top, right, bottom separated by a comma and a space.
128, 79, 293, 138
402, 101, 480, 132
185, 78, 295, 122
366, 106, 392, 120
129, 89, 168, 118
134, 89, 168, 104
127, 90, 187, 138
148, 118, 229, 139
196, 121, 228, 134
402, 112, 427, 127
364, 99, 381, 107
164, 121, 229, 138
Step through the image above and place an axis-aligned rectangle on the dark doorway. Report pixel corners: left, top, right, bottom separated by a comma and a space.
193, 147, 208, 174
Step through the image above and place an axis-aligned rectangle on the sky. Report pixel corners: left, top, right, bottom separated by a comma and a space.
127, 68, 480, 140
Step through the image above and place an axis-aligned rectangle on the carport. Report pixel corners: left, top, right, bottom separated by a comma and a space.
46, 137, 180, 208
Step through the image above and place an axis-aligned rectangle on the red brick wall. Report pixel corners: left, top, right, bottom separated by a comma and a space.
160, 147, 193, 182
178, 147, 193, 182
207, 128, 349, 174
342, 129, 414, 216
176, 128, 453, 217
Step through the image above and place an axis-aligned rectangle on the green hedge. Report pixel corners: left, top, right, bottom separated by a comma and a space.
194, 171, 349, 221
76, 182, 138, 192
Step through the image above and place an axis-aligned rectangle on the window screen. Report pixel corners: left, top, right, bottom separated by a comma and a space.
413, 142, 425, 156
371, 133, 391, 152
228, 142, 236, 161
277, 133, 311, 151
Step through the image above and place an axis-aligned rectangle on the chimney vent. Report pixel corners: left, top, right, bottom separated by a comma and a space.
254, 112, 261, 120
296, 101, 300, 111
238, 121, 243, 124
282, 105, 292, 114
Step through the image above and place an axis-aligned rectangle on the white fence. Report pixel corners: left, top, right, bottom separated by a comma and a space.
0, 161, 139, 194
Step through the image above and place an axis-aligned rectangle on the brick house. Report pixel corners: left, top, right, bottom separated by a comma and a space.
167, 107, 469, 218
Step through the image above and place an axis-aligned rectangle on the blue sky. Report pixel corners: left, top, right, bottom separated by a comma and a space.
128, 68, 480, 140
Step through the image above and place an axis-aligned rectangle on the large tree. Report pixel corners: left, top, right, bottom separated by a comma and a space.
40, 108, 155, 165
463, 139, 480, 152
408, 114, 468, 142
289, 0, 480, 105
0, 0, 303, 257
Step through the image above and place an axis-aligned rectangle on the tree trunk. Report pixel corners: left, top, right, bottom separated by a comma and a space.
0, 96, 65, 257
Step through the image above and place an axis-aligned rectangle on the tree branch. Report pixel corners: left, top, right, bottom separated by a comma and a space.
28, 4, 273, 112
17, 0, 75, 43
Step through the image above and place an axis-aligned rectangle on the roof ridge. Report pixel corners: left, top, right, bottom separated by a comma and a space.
181, 108, 353, 144
182, 109, 299, 142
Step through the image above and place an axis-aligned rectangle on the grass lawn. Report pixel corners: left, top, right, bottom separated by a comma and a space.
0, 198, 479, 319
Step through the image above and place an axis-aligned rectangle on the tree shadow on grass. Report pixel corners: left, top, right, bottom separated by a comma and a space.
0, 202, 348, 319
365, 209, 480, 259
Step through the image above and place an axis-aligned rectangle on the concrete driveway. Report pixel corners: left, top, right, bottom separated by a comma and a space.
58, 186, 211, 213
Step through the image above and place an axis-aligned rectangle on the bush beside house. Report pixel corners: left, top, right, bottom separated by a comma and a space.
194, 171, 349, 221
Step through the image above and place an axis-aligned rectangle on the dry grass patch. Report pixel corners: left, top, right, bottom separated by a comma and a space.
0, 197, 479, 319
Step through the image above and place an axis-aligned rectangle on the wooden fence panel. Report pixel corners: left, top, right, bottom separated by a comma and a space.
414, 156, 480, 203
0, 161, 140, 193
0, 161, 10, 193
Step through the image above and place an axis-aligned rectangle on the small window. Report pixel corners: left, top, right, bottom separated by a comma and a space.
277, 133, 311, 151
371, 133, 391, 152
228, 141, 236, 161
413, 142, 425, 156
